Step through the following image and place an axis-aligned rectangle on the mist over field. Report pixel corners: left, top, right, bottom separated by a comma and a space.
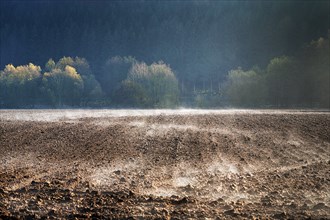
0, 0, 329, 108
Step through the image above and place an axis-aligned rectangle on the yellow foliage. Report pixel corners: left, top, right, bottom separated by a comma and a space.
1, 63, 41, 82
64, 65, 81, 79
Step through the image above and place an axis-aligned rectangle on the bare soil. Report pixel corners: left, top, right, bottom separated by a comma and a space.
0, 110, 329, 219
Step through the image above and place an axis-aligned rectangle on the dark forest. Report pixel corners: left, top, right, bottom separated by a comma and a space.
0, 1, 329, 108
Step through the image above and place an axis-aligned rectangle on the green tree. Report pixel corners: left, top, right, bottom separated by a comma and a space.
127, 61, 180, 108
300, 35, 329, 108
42, 65, 83, 106
45, 59, 56, 72
265, 56, 300, 107
113, 80, 148, 107
100, 56, 137, 96
225, 67, 265, 107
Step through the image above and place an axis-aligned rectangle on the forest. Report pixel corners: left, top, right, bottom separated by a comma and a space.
1, 33, 328, 108
0, 1, 329, 108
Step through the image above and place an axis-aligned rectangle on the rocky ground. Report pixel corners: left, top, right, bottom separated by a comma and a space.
0, 110, 329, 219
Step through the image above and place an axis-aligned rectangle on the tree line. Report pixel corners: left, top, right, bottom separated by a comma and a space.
1, 1, 328, 95
0, 57, 179, 108
0, 34, 329, 108
224, 34, 329, 108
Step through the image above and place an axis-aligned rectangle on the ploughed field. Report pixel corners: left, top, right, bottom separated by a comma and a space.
0, 109, 329, 219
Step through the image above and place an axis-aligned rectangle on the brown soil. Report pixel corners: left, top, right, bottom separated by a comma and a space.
0, 110, 329, 219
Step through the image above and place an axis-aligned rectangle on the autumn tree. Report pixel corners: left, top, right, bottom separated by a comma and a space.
0, 63, 42, 107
